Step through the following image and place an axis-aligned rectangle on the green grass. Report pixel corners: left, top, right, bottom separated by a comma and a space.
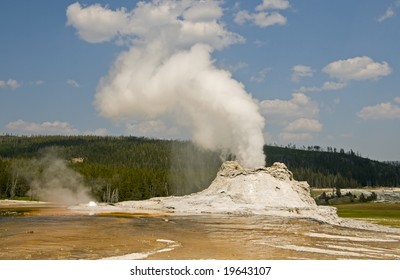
335, 203, 400, 227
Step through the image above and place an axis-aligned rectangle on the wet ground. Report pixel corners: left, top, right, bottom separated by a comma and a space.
0, 205, 399, 260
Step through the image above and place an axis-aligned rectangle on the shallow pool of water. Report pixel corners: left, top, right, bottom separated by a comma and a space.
1, 206, 399, 260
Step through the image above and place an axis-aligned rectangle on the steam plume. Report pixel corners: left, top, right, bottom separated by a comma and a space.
26, 153, 93, 205
67, 0, 266, 167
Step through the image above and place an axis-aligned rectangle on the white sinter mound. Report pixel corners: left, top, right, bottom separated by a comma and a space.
72, 161, 399, 233
107, 161, 337, 220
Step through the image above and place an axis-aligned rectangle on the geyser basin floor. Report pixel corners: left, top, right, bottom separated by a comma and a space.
1, 206, 400, 260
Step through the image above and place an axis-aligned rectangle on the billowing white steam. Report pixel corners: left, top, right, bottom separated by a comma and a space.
24, 153, 93, 205
67, 0, 265, 167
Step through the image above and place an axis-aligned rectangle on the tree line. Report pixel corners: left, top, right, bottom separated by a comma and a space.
0, 135, 222, 201
0, 135, 399, 202
264, 145, 400, 189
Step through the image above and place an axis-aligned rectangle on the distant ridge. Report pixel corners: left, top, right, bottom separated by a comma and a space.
0, 135, 399, 202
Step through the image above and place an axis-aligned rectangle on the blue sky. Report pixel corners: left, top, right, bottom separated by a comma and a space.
1, 0, 399, 162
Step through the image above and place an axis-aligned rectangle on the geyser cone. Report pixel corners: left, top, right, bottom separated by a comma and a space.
70, 161, 400, 233
111, 161, 333, 219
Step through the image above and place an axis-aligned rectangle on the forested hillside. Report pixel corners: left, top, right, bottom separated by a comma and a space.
0, 135, 222, 202
0, 135, 398, 202
264, 145, 400, 189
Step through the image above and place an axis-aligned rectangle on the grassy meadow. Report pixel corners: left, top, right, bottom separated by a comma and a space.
335, 203, 400, 228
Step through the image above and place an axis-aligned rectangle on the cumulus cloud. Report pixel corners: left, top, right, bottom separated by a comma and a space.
295, 56, 390, 94
256, 0, 290, 11
6, 119, 107, 136
234, 0, 289, 28
259, 93, 319, 121
6, 120, 79, 135
67, 1, 243, 49
235, 10, 286, 27
358, 98, 400, 120
284, 118, 322, 132
0, 79, 21, 90
279, 132, 313, 141
322, 56, 392, 81
66, 2, 130, 43
279, 118, 322, 142
67, 0, 265, 168
83, 128, 109, 136
291, 64, 314, 82
298, 81, 347, 93
260, 93, 321, 142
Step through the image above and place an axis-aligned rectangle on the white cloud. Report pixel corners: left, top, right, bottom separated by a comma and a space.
284, 118, 322, 132
182, 1, 223, 22
376, 1, 400, 22
235, 10, 286, 27
250, 68, 270, 83
298, 81, 347, 93
377, 7, 395, 22
321, 81, 347, 90
256, 0, 290, 11
279, 118, 322, 142
83, 128, 109, 136
6, 79, 21, 89
279, 132, 312, 141
291, 64, 314, 82
6, 119, 108, 136
322, 56, 392, 81
66, 2, 129, 43
6, 120, 79, 135
0, 79, 21, 90
358, 98, 400, 120
234, 10, 251, 25
260, 93, 321, 142
126, 120, 179, 139
259, 93, 319, 121
235, 0, 289, 28
376, 0, 400, 22
67, 79, 80, 88
67, 1, 243, 50
254, 11, 287, 27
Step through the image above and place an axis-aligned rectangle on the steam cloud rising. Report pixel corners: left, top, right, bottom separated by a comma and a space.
67, 0, 266, 167
25, 153, 93, 205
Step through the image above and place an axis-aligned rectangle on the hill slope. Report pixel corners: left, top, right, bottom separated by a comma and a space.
264, 145, 400, 188
0, 135, 398, 202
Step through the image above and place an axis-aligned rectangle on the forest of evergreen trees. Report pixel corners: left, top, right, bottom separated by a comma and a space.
264, 145, 400, 189
0, 135, 399, 202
